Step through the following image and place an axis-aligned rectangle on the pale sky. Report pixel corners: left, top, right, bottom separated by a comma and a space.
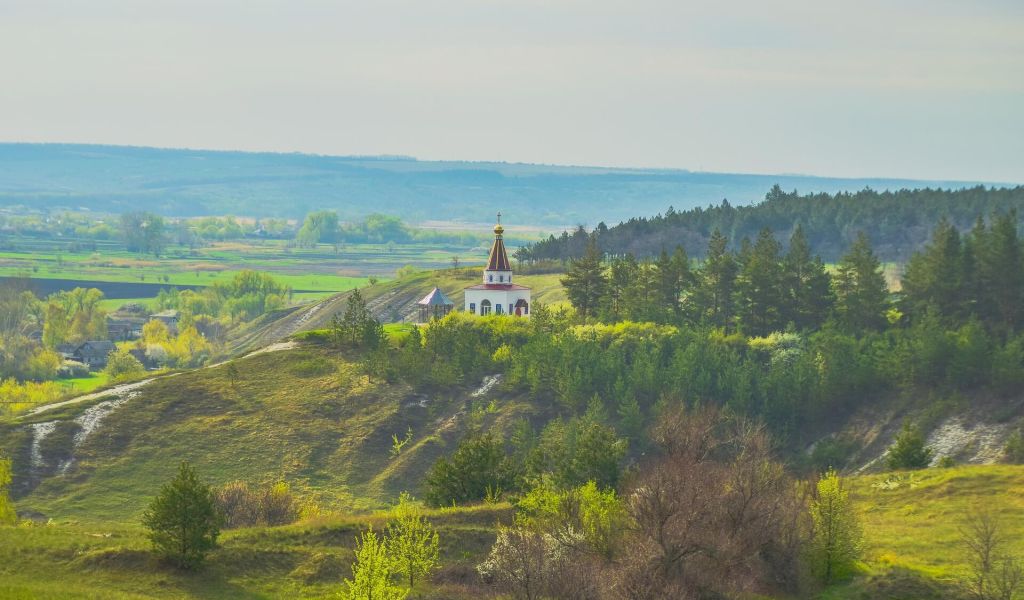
1, 0, 1022, 182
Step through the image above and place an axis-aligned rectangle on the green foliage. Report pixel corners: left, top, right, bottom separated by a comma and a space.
810, 468, 862, 583
42, 287, 108, 348
560, 235, 606, 319
296, 210, 339, 247
340, 529, 408, 600
516, 479, 627, 559
331, 288, 385, 350
213, 480, 299, 529
102, 348, 145, 381
887, 422, 935, 470
1003, 430, 1024, 464
425, 431, 518, 506
0, 456, 16, 525
833, 232, 890, 331
141, 461, 222, 569
120, 211, 167, 255
385, 492, 440, 588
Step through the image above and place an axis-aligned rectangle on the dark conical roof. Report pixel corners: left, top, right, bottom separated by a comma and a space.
486, 224, 511, 271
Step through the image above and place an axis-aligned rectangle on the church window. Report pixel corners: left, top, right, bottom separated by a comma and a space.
488, 275, 493, 282
480, 299, 491, 315
496, 303, 503, 314
470, 303, 476, 313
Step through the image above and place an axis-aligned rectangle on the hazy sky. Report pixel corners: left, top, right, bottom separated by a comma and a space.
1, 0, 1022, 182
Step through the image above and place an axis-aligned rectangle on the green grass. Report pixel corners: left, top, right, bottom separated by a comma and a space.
0, 503, 511, 599
60, 373, 108, 395
823, 465, 1024, 598
4, 343, 533, 522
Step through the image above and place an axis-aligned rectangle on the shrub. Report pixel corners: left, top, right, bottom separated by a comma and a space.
1004, 430, 1024, 464
0, 456, 16, 525
809, 469, 862, 583
103, 349, 145, 381
261, 482, 298, 526
214, 480, 298, 528
215, 481, 261, 528
340, 529, 407, 600
886, 422, 934, 470
425, 431, 518, 506
142, 461, 222, 569
386, 492, 439, 588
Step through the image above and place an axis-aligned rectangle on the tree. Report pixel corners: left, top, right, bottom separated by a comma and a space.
142, 461, 222, 569
696, 229, 738, 329
833, 232, 889, 331
386, 492, 440, 589
103, 349, 145, 381
341, 529, 408, 600
296, 210, 339, 247
332, 288, 384, 349
561, 235, 606, 319
0, 456, 16, 525
902, 218, 967, 323
960, 509, 1023, 600
886, 421, 934, 470
809, 468, 862, 583
782, 225, 833, 330
425, 431, 517, 506
734, 228, 784, 336
120, 212, 167, 256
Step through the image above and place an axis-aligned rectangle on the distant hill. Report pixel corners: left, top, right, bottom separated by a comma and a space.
0, 143, 1003, 227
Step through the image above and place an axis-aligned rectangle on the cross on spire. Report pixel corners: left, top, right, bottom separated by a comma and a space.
496, 211, 502, 225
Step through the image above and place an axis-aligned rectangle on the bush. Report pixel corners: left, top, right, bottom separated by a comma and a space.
886, 422, 934, 470
142, 461, 222, 569
0, 456, 16, 525
214, 480, 298, 528
56, 360, 90, 378
1004, 430, 1024, 464
103, 349, 145, 381
425, 431, 518, 506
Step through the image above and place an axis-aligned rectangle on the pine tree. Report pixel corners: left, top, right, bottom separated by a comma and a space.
782, 225, 833, 330
901, 218, 966, 322
386, 493, 440, 589
696, 229, 738, 329
561, 235, 607, 319
981, 211, 1023, 333
333, 288, 384, 349
734, 228, 784, 336
341, 529, 408, 600
0, 456, 16, 525
833, 232, 889, 331
886, 422, 934, 470
142, 461, 222, 569
810, 469, 862, 583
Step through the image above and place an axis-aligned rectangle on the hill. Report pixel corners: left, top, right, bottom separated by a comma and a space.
0, 143, 997, 227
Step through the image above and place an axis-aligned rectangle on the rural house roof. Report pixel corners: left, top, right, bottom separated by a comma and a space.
75, 340, 116, 356
417, 287, 454, 307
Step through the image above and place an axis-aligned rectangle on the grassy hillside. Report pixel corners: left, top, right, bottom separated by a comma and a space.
1, 343, 537, 522
826, 466, 1024, 598
0, 504, 511, 599
2, 457, 1021, 598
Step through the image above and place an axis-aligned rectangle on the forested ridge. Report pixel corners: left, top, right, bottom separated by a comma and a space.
519, 184, 1024, 263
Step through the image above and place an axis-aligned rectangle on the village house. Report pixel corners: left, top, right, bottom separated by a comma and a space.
72, 340, 116, 370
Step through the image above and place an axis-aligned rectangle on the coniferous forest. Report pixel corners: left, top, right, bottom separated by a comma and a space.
519, 185, 1024, 263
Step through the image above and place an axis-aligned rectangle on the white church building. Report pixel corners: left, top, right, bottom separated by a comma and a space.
464, 214, 531, 317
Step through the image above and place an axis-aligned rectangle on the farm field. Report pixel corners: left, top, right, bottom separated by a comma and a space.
0, 235, 501, 305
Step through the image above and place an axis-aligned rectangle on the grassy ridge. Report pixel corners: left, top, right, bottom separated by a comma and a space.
4, 343, 533, 521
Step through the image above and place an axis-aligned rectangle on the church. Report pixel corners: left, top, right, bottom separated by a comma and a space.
464, 214, 531, 317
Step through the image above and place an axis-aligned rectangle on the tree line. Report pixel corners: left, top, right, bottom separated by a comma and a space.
519, 184, 1024, 264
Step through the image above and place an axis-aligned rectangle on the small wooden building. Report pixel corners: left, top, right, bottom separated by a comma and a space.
73, 341, 116, 370
417, 287, 454, 322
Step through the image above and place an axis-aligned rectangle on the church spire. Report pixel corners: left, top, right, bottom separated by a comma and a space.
485, 212, 511, 275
